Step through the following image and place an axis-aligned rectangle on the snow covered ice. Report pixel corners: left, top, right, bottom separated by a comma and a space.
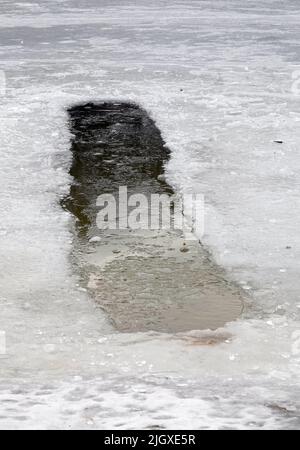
0, 0, 300, 429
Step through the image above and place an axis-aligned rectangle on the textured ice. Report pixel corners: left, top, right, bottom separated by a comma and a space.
0, 0, 300, 429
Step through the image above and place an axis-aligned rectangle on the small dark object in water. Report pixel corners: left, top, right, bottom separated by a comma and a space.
180, 242, 189, 253
274, 140, 283, 144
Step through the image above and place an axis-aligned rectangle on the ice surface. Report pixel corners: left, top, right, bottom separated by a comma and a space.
0, 0, 300, 429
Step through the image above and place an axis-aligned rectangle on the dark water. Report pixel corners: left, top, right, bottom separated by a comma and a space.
64, 102, 172, 236
64, 102, 243, 333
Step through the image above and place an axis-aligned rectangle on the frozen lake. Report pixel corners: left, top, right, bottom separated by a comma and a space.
0, 0, 300, 429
